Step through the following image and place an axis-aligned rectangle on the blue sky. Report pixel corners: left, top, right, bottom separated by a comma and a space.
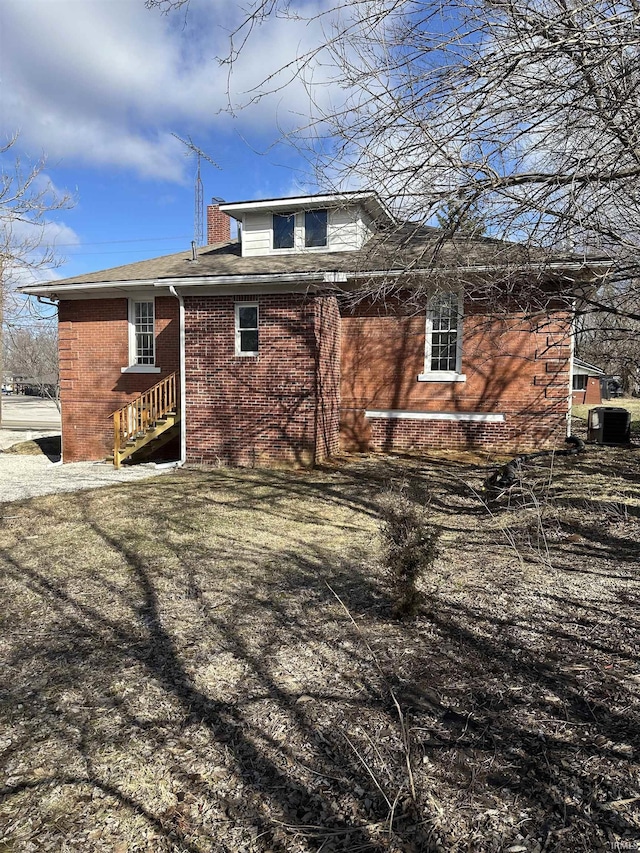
1, 0, 339, 285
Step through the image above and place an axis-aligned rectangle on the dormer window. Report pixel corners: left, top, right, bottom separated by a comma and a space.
273, 213, 295, 249
221, 193, 391, 258
305, 209, 327, 247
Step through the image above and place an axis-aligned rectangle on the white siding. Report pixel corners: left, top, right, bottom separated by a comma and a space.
241, 212, 273, 257
359, 210, 375, 244
240, 205, 371, 257
327, 207, 365, 252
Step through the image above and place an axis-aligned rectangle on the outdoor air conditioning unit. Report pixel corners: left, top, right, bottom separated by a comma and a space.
587, 407, 631, 444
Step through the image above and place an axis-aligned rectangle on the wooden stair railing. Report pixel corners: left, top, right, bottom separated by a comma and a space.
112, 371, 178, 468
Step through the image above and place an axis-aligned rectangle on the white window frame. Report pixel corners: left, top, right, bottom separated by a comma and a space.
418, 290, 466, 382
235, 302, 259, 357
272, 213, 295, 251
572, 373, 588, 391
121, 297, 161, 374
304, 208, 328, 248
270, 209, 331, 253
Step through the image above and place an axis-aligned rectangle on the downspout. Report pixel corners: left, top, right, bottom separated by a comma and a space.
169, 285, 187, 467
36, 295, 63, 458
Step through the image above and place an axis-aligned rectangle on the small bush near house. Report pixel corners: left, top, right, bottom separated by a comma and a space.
378, 486, 441, 620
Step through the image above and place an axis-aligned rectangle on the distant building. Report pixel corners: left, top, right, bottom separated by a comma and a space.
571, 358, 606, 406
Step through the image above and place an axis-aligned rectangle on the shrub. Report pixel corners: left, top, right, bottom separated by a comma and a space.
378, 487, 441, 620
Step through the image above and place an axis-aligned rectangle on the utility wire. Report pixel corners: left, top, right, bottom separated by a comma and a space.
52, 234, 191, 248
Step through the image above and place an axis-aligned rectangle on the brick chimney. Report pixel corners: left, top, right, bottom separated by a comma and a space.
207, 200, 231, 244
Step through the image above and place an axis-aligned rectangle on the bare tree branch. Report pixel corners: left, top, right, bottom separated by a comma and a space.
149, 0, 640, 379
1, 133, 73, 420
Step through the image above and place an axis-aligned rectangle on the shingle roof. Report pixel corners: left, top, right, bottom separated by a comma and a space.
24, 223, 607, 292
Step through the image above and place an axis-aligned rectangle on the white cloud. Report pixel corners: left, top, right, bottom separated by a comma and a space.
0, 0, 347, 182
1, 202, 81, 289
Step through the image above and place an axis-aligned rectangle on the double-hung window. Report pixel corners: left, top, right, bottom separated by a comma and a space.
419, 291, 466, 381
123, 298, 160, 373
235, 303, 259, 356
133, 301, 155, 364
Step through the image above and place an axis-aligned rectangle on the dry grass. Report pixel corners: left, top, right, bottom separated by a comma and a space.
0, 436, 61, 459
0, 448, 639, 852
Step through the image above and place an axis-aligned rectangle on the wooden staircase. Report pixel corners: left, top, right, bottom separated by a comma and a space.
110, 372, 180, 468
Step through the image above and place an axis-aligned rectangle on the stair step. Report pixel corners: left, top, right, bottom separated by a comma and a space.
113, 407, 179, 467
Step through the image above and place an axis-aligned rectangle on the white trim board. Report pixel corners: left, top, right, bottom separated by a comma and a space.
365, 409, 506, 423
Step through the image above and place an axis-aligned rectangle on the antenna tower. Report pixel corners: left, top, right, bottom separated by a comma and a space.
171, 134, 220, 246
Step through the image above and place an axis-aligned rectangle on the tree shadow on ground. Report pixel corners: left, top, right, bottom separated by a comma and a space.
0, 454, 639, 851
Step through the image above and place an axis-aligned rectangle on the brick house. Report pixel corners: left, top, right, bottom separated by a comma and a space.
21, 191, 604, 466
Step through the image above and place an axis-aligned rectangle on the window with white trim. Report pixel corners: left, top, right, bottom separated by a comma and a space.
122, 297, 161, 374
132, 300, 155, 364
273, 213, 295, 249
572, 374, 588, 391
304, 209, 327, 247
419, 291, 465, 381
235, 303, 259, 356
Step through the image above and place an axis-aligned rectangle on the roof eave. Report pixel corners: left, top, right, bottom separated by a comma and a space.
19, 271, 343, 300
220, 191, 395, 226
19, 258, 609, 300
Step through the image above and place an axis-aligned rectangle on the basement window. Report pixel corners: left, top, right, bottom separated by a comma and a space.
418, 291, 466, 382
235, 303, 259, 356
122, 298, 161, 374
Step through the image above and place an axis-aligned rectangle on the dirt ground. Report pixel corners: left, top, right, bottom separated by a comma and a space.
0, 444, 638, 852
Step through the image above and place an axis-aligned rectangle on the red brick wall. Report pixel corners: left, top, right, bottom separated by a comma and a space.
58, 297, 179, 462
572, 376, 602, 406
184, 293, 340, 466
207, 205, 231, 244
340, 302, 571, 453
58, 288, 570, 465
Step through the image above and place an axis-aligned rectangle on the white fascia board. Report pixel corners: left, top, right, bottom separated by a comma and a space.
21, 256, 607, 300
572, 357, 606, 375
221, 192, 395, 225
176, 281, 325, 297
365, 409, 506, 423
21, 271, 334, 300
165, 272, 340, 297
572, 366, 606, 377
220, 195, 354, 220
157, 271, 328, 286
19, 280, 167, 299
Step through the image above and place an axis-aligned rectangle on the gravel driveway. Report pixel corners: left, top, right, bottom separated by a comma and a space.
0, 429, 171, 505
